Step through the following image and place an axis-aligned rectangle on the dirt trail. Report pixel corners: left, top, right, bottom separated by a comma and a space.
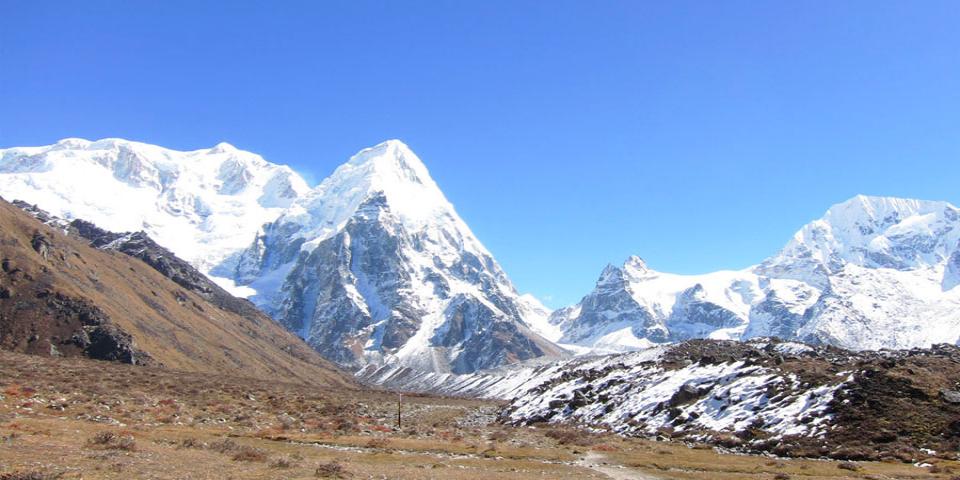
290, 438, 663, 479
578, 452, 662, 480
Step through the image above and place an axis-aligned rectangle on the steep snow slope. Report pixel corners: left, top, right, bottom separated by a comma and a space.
231, 140, 563, 373
0, 138, 309, 281
554, 196, 960, 351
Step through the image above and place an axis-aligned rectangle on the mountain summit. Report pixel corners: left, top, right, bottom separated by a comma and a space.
232, 140, 562, 372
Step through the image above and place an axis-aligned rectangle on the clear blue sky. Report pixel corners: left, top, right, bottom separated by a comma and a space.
2, 1, 959, 308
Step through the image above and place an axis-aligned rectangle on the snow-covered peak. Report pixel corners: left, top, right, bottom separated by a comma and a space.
55, 137, 93, 149
762, 195, 960, 280
210, 141, 238, 154
273, 139, 483, 255
598, 255, 654, 287
0, 137, 311, 272
623, 255, 651, 275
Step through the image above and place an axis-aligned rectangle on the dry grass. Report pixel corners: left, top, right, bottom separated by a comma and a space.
1, 349, 958, 479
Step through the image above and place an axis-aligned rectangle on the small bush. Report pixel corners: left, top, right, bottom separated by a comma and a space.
365, 437, 390, 449
837, 461, 861, 471
207, 438, 240, 453
315, 460, 349, 478
178, 437, 202, 449
87, 431, 136, 451
231, 445, 268, 462
0, 472, 62, 480
544, 428, 597, 447
270, 456, 296, 469
774, 474, 791, 480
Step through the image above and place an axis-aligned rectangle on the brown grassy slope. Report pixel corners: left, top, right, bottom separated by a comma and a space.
0, 198, 353, 388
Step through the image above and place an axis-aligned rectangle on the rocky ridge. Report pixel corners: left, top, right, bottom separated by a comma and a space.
501, 338, 960, 461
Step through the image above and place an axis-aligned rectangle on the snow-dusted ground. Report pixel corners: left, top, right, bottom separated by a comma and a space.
500, 340, 851, 444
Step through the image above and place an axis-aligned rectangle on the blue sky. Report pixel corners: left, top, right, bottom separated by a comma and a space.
2, 1, 959, 308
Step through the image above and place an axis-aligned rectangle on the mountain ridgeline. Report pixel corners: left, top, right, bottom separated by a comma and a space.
2, 138, 959, 381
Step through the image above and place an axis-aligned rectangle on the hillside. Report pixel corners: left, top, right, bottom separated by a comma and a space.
0, 198, 352, 388
502, 338, 960, 462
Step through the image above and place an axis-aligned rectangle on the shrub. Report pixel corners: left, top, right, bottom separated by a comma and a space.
365, 437, 390, 449
315, 460, 349, 478
837, 461, 861, 471
231, 445, 268, 462
207, 438, 240, 453
544, 428, 597, 447
0, 472, 62, 480
178, 437, 202, 449
270, 456, 296, 469
774, 474, 791, 480
87, 431, 136, 451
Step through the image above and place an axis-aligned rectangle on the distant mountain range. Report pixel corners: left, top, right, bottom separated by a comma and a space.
552, 195, 960, 352
2, 138, 958, 381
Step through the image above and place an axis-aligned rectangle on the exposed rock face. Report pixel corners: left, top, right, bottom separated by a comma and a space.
553, 257, 663, 347
551, 196, 960, 352
42, 292, 152, 365
234, 141, 562, 373
0, 256, 154, 365
944, 247, 960, 291
67, 219, 265, 323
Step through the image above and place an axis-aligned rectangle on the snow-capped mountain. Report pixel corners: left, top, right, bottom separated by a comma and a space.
5, 137, 958, 375
0, 138, 309, 282
230, 140, 562, 373
0, 137, 560, 375
553, 195, 960, 351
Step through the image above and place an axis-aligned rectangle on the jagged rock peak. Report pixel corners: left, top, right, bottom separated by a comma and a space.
598, 255, 652, 285
623, 255, 650, 273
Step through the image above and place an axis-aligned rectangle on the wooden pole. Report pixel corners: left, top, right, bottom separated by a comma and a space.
397, 393, 402, 429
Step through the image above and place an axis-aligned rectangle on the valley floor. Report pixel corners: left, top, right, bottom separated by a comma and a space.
0, 351, 954, 480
